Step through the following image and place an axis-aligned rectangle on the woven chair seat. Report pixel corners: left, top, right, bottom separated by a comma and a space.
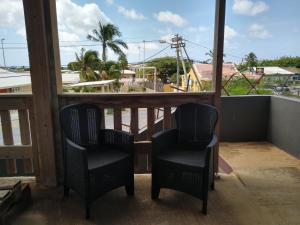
87, 150, 130, 170
157, 149, 206, 168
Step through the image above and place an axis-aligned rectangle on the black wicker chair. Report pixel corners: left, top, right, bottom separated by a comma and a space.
60, 103, 134, 219
151, 103, 218, 214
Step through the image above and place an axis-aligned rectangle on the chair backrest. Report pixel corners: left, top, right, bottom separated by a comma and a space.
60, 103, 102, 147
175, 103, 218, 144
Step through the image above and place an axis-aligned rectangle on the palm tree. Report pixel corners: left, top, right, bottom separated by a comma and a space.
75, 48, 99, 81
118, 54, 128, 77
205, 50, 226, 63
87, 22, 128, 62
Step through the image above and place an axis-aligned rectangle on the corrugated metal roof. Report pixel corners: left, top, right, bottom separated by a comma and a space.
193, 63, 238, 80
0, 71, 80, 89
68, 79, 115, 87
258, 67, 294, 75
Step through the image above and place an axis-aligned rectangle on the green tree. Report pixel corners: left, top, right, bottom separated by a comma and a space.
118, 54, 128, 77
75, 48, 100, 81
87, 21, 128, 62
204, 50, 226, 63
244, 52, 258, 68
147, 56, 191, 83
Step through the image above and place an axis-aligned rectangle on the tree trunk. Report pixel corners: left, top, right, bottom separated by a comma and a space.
102, 44, 107, 62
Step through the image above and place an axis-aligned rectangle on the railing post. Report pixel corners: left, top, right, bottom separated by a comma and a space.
212, 0, 226, 174
22, 0, 62, 186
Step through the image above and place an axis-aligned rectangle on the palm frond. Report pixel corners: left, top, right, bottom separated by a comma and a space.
112, 39, 128, 49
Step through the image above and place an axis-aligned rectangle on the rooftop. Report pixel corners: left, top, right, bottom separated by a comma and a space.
193, 63, 238, 80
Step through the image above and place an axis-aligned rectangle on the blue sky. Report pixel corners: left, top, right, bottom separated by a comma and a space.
0, 0, 299, 66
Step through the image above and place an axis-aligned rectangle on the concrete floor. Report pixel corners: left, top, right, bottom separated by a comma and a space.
8, 142, 300, 225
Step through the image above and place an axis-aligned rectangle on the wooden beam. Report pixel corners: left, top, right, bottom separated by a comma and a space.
22, 0, 62, 186
0, 146, 32, 159
59, 92, 215, 108
212, 0, 226, 173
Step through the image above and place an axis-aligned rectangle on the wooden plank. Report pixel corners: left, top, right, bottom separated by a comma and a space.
113, 107, 122, 131
212, 0, 226, 174
163, 107, 172, 130
23, 0, 61, 186
130, 108, 139, 140
5, 160, 16, 175
28, 105, 39, 181
23, 159, 33, 174
0, 94, 32, 111
0, 146, 32, 159
18, 109, 31, 145
59, 92, 215, 108
147, 108, 155, 140
0, 110, 13, 145
134, 141, 151, 173
19, 109, 34, 172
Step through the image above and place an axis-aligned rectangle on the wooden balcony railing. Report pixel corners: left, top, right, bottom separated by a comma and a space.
0, 94, 38, 177
0, 92, 215, 176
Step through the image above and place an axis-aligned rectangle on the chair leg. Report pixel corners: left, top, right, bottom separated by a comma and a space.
64, 185, 69, 197
151, 186, 160, 200
125, 184, 134, 196
202, 199, 207, 215
85, 203, 90, 220
211, 181, 215, 191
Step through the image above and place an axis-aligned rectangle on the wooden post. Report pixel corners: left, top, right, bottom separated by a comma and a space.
212, 0, 226, 174
22, 0, 62, 186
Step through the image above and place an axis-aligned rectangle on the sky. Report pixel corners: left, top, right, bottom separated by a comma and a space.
0, 0, 299, 66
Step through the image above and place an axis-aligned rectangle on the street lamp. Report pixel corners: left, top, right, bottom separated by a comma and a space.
1, 38, 6, 68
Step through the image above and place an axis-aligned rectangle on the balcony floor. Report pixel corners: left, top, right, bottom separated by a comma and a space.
9, 142, 300, 225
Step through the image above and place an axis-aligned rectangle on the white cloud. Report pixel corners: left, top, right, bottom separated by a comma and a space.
249, 24, 271, 39
56, 0, 110, 37
125, 42, 159, 55
117, 6, 146, 20
0, 0, 25, 37
233, 0, 269, 16
187, 26, 208, 33
0, 0, 111, 41
58, 31, 81, 42
161, 33, 174, 42
154, 11, 186, 27
105, 0, 114, 4
225, 25, 238, 40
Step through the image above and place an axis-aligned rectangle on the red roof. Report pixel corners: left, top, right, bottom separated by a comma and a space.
193, 64, 238, 80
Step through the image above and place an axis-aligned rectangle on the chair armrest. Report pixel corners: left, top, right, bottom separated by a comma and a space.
207, 134, 218, 148
99, 129, 134, 154
204, 134, 218, 169
64, 138, 89, 193
151, 129, 178, 156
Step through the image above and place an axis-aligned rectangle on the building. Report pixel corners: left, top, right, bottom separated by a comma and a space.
181, 63, 238, 92
0, 69, 80, 93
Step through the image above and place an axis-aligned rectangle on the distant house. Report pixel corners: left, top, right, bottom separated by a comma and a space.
0, 69, 80, 93
181, 63, 238, 92
67, 80, 115, 92
255, 67, 295, 83
121, 69, 136, 79
280, 67, 300, 81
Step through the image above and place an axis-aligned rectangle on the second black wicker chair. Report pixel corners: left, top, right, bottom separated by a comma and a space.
151, 103, 218, 214
60, 103, 134, 219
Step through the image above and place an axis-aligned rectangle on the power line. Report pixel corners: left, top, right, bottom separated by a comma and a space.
144, 44, 170, 62
185, 39, 244, 61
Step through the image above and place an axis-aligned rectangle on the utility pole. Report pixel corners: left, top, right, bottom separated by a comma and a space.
171, 34, 185, 91
1, 38, 6, 68
143, 40, 145, 79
